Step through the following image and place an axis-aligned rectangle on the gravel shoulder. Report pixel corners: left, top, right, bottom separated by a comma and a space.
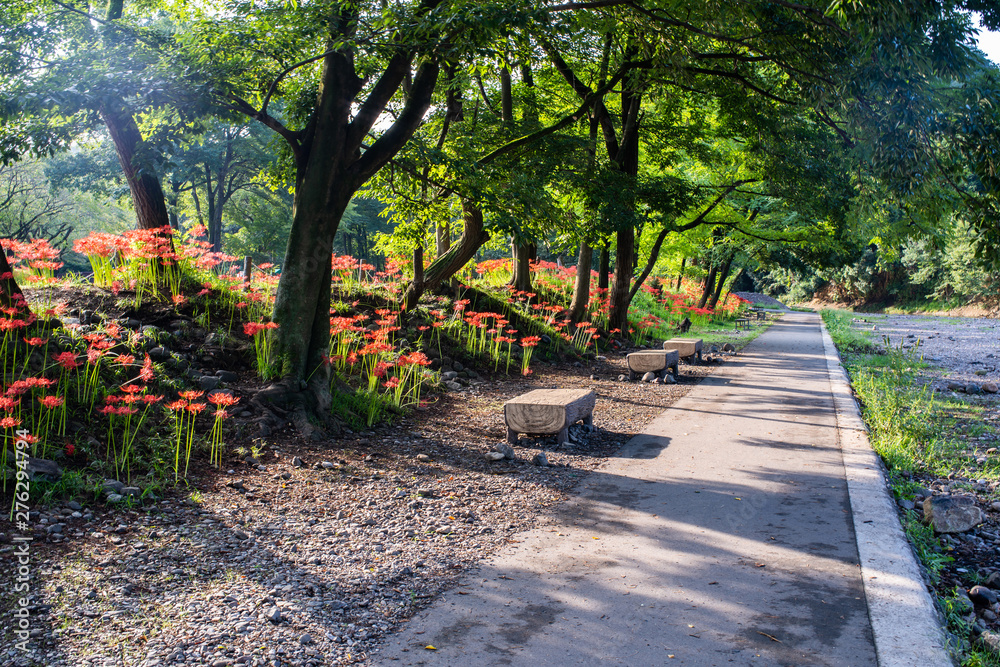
0, 324, 768, 667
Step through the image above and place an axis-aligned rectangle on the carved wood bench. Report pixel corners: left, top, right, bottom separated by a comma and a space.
662, 338, 703, 363
504, 388, 596, 446
626, 349, 680, 381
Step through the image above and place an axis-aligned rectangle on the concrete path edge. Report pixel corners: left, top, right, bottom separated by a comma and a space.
819, 319, 953, 666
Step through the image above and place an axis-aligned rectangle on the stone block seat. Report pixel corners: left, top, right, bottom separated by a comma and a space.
662, 338, 703, 363
626, 349, 680, 381
504, 389, 596, 446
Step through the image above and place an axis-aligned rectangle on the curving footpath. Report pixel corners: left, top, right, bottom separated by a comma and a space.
372, 312, 950, 666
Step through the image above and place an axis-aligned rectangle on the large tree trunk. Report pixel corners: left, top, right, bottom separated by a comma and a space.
101, 103, 171, 232
608, 226, 634, 334
510, 241, 533, 292
708, 255, 734, 310
402, 200, 489, 310
598, 244, 610, 290
698, 263, 719, 309
0, 241, 26, 311
568, 242, 592, 323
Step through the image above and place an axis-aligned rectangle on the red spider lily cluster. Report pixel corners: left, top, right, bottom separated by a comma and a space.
1, 238, 64, 285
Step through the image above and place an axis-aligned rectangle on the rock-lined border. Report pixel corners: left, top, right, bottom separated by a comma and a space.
820, 319, 953, 666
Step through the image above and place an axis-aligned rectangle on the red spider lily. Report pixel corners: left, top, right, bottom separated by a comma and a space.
520, 336, 541, 348
65, 443, 75, 456
24, 377, 55, 389
5, 380, 30, 396
165, 399, 187, 411
114, 354, 137, 366
383, 377, 401, 390
178, 390, 205, 401
208, 393, 240, 407
185, 402, 206, 415
139, 354, 155, 381
399, 351, 431, 366
0, 416, 21, 428
141, 394, 163, 405
23, 336, 47, 346
172, 294, 188, 306
53, 351, 81, 370
38, 395, 64, 410
243, 321, 279, 336
120, 384, 143, 394
372, 361, 391, 378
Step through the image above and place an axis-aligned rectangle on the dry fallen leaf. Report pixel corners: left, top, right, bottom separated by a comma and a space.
425, 645, 438, 650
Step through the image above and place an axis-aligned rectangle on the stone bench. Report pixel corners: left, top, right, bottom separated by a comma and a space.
735, 317, 752, 329
662, 338, 703, 363
504, 389, 596, 446
626, 349, 680, 381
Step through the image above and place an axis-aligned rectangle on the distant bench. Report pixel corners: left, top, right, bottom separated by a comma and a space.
626, 349, 680, 381
662, 338, 703, 363
504, 389, 596, 446
735, 317, 752, 329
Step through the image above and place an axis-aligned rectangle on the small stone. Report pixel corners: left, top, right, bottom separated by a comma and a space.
216, 370, 239, 382
445, 381, 463, 391
441, 371, 459, 381
67, 501, 82, 511
292, 456, 305, 467
121, 486, 140, 498
983, 382, 999, 394
618, 374, 628, 382
923, 495, 984, 533
590, 374, 598, 381
106, 493, 124, 504
484, 452, 506, 462
148, 346, 170, 361
722, 343, 736, 353
233, 530, 250, 541
416, 454, 433, 463
299, 633, 313, 645
978, 630, 1000, 654
641, 371, 657, 383
532, 452, 550, 467
947, 381, 965, 392
495, 443, 516, 460
199, 375, 222, 391
662, 372, 676, 384
452, 361, 464, 372
967, 383, 984, 395
265, 606, 282, 623
320, 461, 336, 469
651, 377, 662, 384
976, 370, 988, 376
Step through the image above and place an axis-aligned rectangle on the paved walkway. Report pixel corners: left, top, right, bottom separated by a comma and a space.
372, 313, 921, 666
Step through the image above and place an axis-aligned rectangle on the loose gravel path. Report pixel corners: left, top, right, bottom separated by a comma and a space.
855, 313, 1000, 392
0, 328, 768, 667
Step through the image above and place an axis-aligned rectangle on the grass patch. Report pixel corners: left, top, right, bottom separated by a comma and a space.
823, 308, 1000, 666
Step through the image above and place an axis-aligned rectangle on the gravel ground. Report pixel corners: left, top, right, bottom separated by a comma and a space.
849, 313, 1000, 644
852, 313, 1000, 392
0, 328, 763, 667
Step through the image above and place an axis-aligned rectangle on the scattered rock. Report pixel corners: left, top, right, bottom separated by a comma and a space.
984, 382, 998, 394
641, 371, 657, 383
299, 633, 313, 645
216, 370, 239, 382
966, 383, 983, 395
978, 631, 1000, 655
106, 493, 124, 504
452, 361, 464, 372
722, 343, 736, 353
265, 606, 282, 623
492, 443, 516, 460
662, 372, 676, 384
445, 381, 463, 391
26, 457, 63, 481
923, 495, 985, 533
416, 454, 433, 463
292, 456, 305, 468
199, 375, 223, 391
532, 452, 550, 467
484, 451, 506, 462
102, 479, 125, 495
148, 347, 170, 361
618, 374, 628, 382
